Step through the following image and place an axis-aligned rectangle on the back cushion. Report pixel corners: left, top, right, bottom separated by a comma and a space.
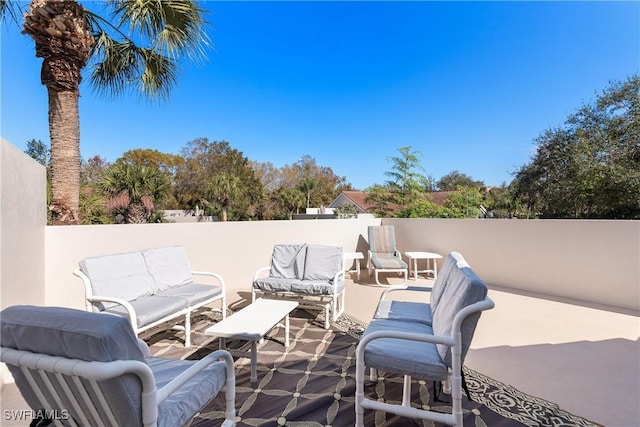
303, 245, 343, 281
79, 251, 154, 306
432, 253, 488, 365
429, 252, 463, 312
368, 226, 397, 254
270, 244, 307, 279
0, 305, 145, 362
143, 246, 193, 292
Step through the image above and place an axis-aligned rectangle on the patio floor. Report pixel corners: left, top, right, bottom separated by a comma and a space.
1, 272, 638, 426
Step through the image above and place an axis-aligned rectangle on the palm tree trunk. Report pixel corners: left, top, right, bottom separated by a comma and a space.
48, 89, 80, 224
23, 0, 94, 225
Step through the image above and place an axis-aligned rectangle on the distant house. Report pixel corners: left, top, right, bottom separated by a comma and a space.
328, 190, 454, 217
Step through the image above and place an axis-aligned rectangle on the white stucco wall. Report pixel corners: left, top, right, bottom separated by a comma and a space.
0, 139, 46, 309
385, 218, 640, 312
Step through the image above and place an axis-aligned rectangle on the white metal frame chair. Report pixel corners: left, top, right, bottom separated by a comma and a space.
355, 252, 494, 426
1, 305, 236, 427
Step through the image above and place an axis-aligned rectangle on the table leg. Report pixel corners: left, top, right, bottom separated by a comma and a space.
433, 258, 438, 279
414, 258, 418, 280
356, 259, 360, 280
285, 314, 290, 347
251, 340, 258, 382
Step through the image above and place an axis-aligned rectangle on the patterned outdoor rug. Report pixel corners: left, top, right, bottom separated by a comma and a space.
145, 310, 600, 427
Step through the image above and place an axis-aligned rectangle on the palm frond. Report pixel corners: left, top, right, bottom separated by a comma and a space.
0, 0, 24, 25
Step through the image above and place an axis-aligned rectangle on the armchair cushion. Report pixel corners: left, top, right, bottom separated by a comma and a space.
149, 356, 228, 427
270, 244, 307, 279
143, 246, 194, 292
79, 252, 154, 308
302, 244, 342, 281
370, 253, 408, 270
362, 318, 447, 380
0, 305, 145, 362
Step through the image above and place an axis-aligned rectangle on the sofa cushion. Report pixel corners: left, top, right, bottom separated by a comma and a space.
80, 251, 154, 308
0, 305, 145, 362
292, 279, 345, 296
362, 318, 447, 380
143, 246, 194, 292
105, 295, 188, 329
432, 252, 488, 366
302, 244, 343, 281
270, 244, 307, 279
156, 283, 223, 306
253, 277, 302, 293
375, 300, 432, 325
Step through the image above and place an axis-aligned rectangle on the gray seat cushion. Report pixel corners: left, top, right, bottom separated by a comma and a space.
375, 300, 432, 324
362, 318, 447, 380
253, 277, 302, 293
156, 283, 223, 306
150, 356, 227, 427
105, 295, 188, 328
303, 244, 343, 281
370, 253, 408, 270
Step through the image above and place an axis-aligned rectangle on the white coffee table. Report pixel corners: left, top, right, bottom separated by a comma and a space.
404, 251, 443, 280
204, 298, 298, 382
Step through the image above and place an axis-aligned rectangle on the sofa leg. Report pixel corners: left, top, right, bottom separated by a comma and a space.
185, 313, 191, 347
461, 367, 471, 400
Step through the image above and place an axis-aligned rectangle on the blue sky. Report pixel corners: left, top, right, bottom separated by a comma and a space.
2, 1, 638, 190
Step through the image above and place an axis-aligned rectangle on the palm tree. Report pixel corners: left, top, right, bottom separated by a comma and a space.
205, 173, 241, 222
1, 0, 208, 224
100, 163, 171, 223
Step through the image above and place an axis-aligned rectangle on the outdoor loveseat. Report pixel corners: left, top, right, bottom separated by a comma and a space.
252, 243, 345, 329
74, 246, 227, 347
355, 251, 494, 427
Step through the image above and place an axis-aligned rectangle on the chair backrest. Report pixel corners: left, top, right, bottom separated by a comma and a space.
302, 244, 343, 282
431, 252, 488, 366
429, 252, 462, 311
142, 246, 194, 292
1, 305, 149, 427
79, 250, 154, 308
368, 226, 398, 254
269, 244, 307, 279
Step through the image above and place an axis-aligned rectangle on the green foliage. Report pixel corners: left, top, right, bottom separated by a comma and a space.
437, 171, 484, 191
175, 138, 263, 221
24, 139, 50, 166
384, 146, 432, 208
512, 76, 640, 219
334, 203, 359, 219
444, 186, 484, 218
396, 199, 456, 218
364, 184, 395, 218
99, 163, 171, 223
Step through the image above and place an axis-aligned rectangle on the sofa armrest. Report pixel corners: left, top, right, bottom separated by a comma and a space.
252, 267, 271, 282
86, 296, 140, 331
191, 270, 226, 290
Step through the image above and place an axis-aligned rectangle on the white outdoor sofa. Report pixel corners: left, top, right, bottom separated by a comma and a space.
252, 243, 345, 329
0, 305, 236, 427
74, 246, 227, 347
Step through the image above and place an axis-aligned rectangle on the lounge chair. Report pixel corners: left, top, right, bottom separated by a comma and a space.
0, 305, 236, 427
367, 225, 408, 285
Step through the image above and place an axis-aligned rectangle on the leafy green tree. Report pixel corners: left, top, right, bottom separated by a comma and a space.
437, 171, 484, 191
444, 186, 484, 218
334, 203, 359, 219
24, 138, 50, 166
384, 146, 431, 209
512, 76, 640, 219
364, 184, 395, 218
275, 187, 305, 220
204, 173, 242, 222
99, 163, 171, 223
175, 138, 263, 220
1, 0, 209, 224
396, 199, 455, 218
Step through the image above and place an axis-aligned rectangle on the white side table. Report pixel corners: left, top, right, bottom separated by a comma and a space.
343, 252, 364, 280
404, 252, 443, 280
